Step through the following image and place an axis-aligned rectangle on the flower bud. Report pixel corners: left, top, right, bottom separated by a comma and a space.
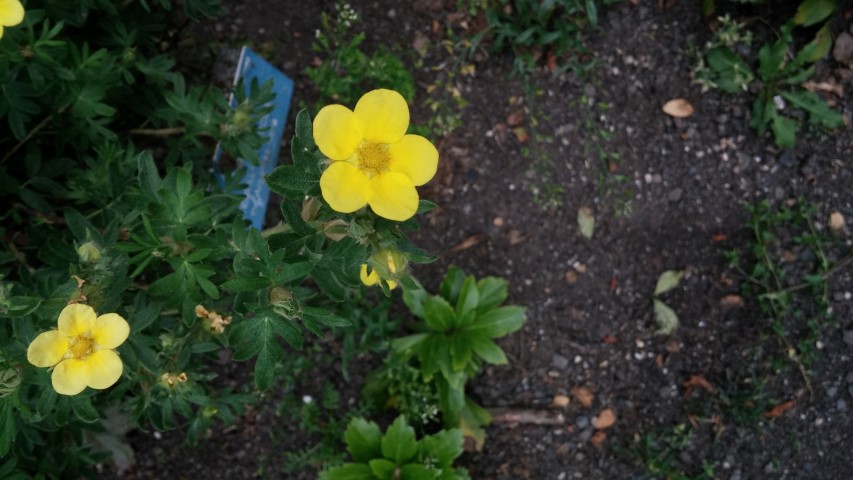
370, 249, 408, 281
301, 197, 323, 221
323, 219, 349, 241
77, 241, 102, 264
202, 406, 219, 418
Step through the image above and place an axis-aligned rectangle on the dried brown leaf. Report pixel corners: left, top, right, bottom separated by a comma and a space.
590, 430, 607, 447
662, 98, 695, 118
683, 374, 716, 396
449, 234, 484, 253
571, 386, 594, 408
764, 399, 796, 418
592, 408, 616, 429
719, 294, 744, 309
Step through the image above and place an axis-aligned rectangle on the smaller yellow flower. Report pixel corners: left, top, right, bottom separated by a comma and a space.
0, 0, 25, 39
27, 304, 130, 396
360, 264, 397, 290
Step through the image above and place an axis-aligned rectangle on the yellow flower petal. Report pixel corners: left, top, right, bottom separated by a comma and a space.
313, 104, 362, 161
52, 359, 89, 396
388, 134, 438, 186
0, 25, 4, 39
83, 349, 123, 390
360, 264, 379, 286
367, 172, 419, 221
387, 280, 398, 290
320, 161, 370, 213
27, 331, 68, 368
58, 304, 96, 337
354, 89, 409, 144
91, 313, 130, 349
0, 0, 24, 27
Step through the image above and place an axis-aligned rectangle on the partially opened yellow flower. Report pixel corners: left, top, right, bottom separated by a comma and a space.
27, 304, 130, 396
0, 0, 25, 39
360, 264, 397, 290
314, 89, 438, 221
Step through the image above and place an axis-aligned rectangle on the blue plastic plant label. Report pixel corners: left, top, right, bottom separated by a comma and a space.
213, 47, 294, 230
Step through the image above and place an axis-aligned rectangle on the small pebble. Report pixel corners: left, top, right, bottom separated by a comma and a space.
843, 330, 853, 346
552, 354, 570, 370
837, 399, 848, 411
575, 416, 590, 429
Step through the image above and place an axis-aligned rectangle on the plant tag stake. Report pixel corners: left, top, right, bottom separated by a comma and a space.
213, 47, 294, 229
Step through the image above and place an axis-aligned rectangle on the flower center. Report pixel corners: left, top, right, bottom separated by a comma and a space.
356, 141, 391, 177
68, 335, 96, 360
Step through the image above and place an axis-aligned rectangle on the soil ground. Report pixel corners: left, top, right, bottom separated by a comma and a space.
114, 0, 852, 479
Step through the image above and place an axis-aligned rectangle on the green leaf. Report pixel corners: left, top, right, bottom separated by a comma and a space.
577, 206, 595, 239
420, 429, 463, 466
758, 39, 788, 81
320, 463, 375, 480
381, 416, 418, 464
229, 314, 286, 390
416, 200, 438, 214
302, 306, 351, 327
780, 90, 843, 129
450, 334, 473, 371
71, 396, 99, 423
266, 165, 318, 195
137, 152, 162, 201
793, 0, 835, 26
469, 335, 508, 365
771, 113, 798, 148
391, 333, 428, 354
345, 418, 382, 463
463, 306, 525, 338
440, 267, 466, 305
653, 299, 679, 336
792, 23, 832, 65
274, 261, 314, 284
221, 277, 271, 292
400, 464, 433, 480
0, 399, 14, 457
402, 278, 428, 318
437, 377, 464, 428
454, 276, 479, 320
368, 459, 396, 480
423, 296, 454, 332
654, 270, 684, 296
475, 277, 508, 312
584, 0, 598, 26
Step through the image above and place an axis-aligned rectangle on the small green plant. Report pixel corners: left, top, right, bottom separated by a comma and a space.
693, 0, 843, 147
725, 200, 849, 389
630, 424, 715, 480
389, 267, 525, 449
482, 0, 617, 75
320, 415, 470, 480
305, 1, 415, 108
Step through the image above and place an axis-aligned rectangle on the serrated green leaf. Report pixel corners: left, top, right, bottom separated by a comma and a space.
345, 418, 382, 463
469, 335, 508, 365
793, 0, 835, 26
302, 306, 351, 327
654, 270, 684, 296
653, 299, 679, 336
463, 306, 525, 338
381, 416, 418, 464
266, 165, 318, 195
420, 428, 463, 466
454, 276, 479, 320
450, 334, 473, 371
758, 40, 788, 81
475, 277, 508, 313
771, 113, 798, 148
780, 90, 843, 129
423, 296, 454, 332
368, 459, 396, 479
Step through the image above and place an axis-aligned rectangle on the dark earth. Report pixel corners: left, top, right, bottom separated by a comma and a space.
110, 0, 852, 478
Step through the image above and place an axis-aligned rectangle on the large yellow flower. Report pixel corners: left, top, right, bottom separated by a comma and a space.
360, 264, 397, 290
314, 89, 438, 221
27, 304, 130, 396
0, 0, 25, 39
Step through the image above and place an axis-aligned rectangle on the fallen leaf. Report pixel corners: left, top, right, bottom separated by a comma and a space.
803, 80, 843, 97
577, 207, 595, 239
590, 430, 607, 447
592, 408, 616, 429
764, 400, 796, 418
653, 299, 679, 335
654, 270, 685, 295
449, 234, 484, 253
508, 229, 526, 245
829, 211, 845, 231
507, 108, 526, 127
662, 98, 694, 118
571, 386, 595, 408
683, 374, 716, 396
719, 294, 744, 308
552, 395, 570, 407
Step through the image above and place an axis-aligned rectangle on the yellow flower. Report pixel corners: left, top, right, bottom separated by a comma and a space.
0, 0, 25, 39
360, 264, 397, 290
27, 304, 130, 396
314, 89, 438, 221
